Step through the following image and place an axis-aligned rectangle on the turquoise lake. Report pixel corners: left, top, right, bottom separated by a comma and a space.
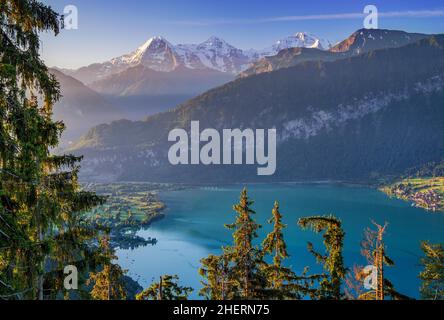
116, 183, 444, 299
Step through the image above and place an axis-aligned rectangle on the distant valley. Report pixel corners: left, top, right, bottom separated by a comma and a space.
50, 69, 123, 147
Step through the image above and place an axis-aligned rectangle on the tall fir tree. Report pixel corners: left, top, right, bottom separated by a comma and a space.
419, 241, 444, 300
261, 201, 308, 299
298, 215, 346, 300
225, 188, 265, 299
0, 0, 103, 299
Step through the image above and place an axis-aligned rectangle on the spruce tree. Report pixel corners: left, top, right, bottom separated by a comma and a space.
225, 188, 265, 299
261, 201, 303, 299
419, 241, 444, 300
298, 215, 346, 300
136, 275, 193, 300
0, 0, 103, 299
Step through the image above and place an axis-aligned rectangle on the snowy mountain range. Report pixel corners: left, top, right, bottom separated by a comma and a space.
61, 32, 332, 84
241, 29, 428, 78
259, 32, 332, 56
69, 33, 444, 183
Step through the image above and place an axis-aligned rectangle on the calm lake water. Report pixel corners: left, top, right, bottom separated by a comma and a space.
116, 183, 444, 299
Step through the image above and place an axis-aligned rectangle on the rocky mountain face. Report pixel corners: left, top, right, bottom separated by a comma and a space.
239, 48, 342, 78
58, 33, 334, 109
60, 33, 333, 84
241, 29, 429, 78
60, 36, 249, 85
260, 32, 332, 56
60, 29, 428, 86
330, 28, 428, 54
68, 35, 444, 183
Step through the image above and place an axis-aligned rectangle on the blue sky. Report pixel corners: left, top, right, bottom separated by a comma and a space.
40, 0, 444, 69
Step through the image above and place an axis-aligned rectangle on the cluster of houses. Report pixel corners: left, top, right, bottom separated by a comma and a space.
410, 190, 443, 212
391, 184, 443, 212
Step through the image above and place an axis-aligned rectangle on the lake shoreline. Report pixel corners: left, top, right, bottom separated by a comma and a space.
380, 177, 444, 213
116, 183, 444, 299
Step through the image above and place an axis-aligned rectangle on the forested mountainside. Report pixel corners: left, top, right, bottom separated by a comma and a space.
70, 35, 444, 183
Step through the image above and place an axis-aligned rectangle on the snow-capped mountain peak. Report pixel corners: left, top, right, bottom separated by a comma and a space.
200, 36, 230, 47
294, 31, 308, 40
196, 36, 237, 54
67, 32, 334, 83
138, 36, 171, 52
121, 36, 177, 71
261, 32, 332, 56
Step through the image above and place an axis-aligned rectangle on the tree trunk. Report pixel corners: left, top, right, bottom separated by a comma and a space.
158, 276, 163, 300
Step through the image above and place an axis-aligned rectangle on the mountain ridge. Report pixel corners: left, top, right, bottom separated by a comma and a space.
69, 34, 444, 183
89, 64, 235, 96
49, 69, 124, 147
240, 29, 430, 78
60, 32, 332, 84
